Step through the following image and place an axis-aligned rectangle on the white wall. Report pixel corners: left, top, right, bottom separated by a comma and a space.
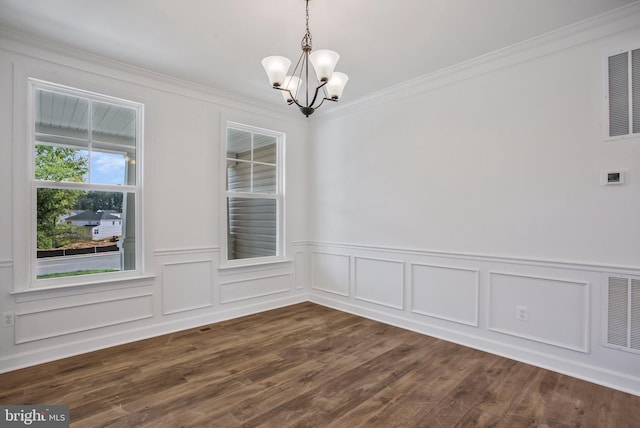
307, 8, 640, 395
0, 30, 309, 371
2, 5, 640, 398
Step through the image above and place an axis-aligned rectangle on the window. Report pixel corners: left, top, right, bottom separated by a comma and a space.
606, 48, 640, 139
224, 123, 283, 264
31, 80, 143, 282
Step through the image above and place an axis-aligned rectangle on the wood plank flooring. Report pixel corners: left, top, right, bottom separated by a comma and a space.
1, 302, 639, 427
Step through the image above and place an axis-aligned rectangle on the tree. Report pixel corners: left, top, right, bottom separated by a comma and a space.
35, 146, 88, 249
76, 191, 123, 212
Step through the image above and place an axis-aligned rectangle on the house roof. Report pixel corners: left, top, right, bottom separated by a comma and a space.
65, 211, 121, 222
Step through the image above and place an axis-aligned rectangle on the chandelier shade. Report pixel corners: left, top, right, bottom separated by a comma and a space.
261, 0, 348, 117
281, 75, 302, 102
325, 72, 349, 100
261, 56, 291, 87
309, 49, 339, 82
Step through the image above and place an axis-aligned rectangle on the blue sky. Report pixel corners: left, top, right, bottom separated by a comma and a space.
90, 151, 127, 185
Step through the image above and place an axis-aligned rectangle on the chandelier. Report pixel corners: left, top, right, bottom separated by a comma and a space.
261, 0, 348, 117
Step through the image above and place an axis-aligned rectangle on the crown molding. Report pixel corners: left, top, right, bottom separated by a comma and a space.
2, 1, 639, 125
0, 26, 304, 125
315, 1, 640, 121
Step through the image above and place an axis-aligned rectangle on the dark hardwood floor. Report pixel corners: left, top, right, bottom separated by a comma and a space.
1, 302, 639, 427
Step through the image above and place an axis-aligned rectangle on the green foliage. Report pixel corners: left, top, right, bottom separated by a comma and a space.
35, 145, 87, 181
35, 145, 88, 249
76, 191, 123, 212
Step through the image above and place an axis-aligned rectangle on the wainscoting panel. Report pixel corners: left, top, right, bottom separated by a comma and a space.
311, 252, 350, 296
306, 242, 640, 395
220, 273, 292, 304
488, 272, 590, 352
294, 251, 306, 290
15, 293, 153, 344
161, 259, 214, 315
354, 257, 404, 310
411, 263, 479, 326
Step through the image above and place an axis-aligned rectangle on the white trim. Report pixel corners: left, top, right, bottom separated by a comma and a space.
294, 251, 306, 290
217, 259, 293, 275
409, 262, 480, 327
219, 272, 294, 287
309, 294, 640, 397
161, 259, 214, 315
308, 241, 640, 274
219, 273, 293, 304
487, 271, 591, 353
153, 246, 220, 257
353, 256, 405, 310
315, 1, 640, 122
0, 26, 303, 125
220, 119, 286, 268
15, 292, 153, 344
0, 294, 306, 374
22, 78, 145, 291
10, 274, 155, 301
310, 251, 351, 297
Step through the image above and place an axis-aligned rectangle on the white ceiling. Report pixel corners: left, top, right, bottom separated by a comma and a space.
0, 0, 635, 109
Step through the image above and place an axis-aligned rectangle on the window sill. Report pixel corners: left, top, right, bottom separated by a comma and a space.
11, 274, 156, 301
218, 259, 293, 275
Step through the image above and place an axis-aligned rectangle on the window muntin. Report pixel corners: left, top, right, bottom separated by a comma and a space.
225, 124, 282, 263
32, 81, 142, 282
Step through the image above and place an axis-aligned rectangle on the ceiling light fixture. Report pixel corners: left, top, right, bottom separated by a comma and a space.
261, 0, 348, 117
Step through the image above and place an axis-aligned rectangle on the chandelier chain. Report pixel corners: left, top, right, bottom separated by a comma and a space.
301, 0, 312, 51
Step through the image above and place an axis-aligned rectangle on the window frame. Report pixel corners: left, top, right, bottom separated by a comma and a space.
27, 79, 144, 288
221, 121, 285, 268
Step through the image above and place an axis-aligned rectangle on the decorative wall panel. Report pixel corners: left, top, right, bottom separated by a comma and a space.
411, 263, 479, 326
15, 294, 153, 344
220, 273, 292, 304
354, 257, 404, 309
311, 252, 350, 296
162, 259, 214, 315
294, 251, 306, 290
489, 272, 589, 352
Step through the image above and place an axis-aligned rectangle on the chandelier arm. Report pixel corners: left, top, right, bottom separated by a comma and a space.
274, 87, 301, 106
275, 87, 305, 109
309, 80, 328, 108
313, 96, 327, 110
289, 97, 305, 109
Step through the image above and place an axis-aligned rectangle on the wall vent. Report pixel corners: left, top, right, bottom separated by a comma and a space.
606, 48, 639, 139
606, 275, 640, 353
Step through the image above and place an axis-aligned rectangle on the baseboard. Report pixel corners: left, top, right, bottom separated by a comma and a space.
0, 294, 306, 374
309, 293, 640, 397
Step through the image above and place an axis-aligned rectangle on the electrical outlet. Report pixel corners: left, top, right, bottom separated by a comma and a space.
2, 311, 15, 327
516, 305, 528, 322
